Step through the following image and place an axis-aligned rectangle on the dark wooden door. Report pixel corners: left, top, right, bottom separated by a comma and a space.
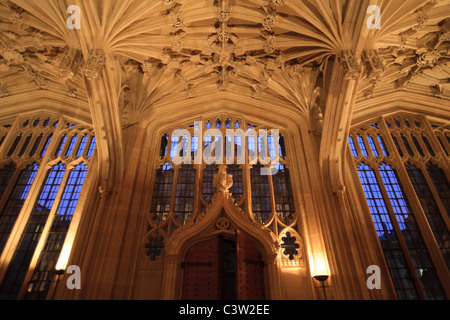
182, 238, 220, 300
236, 230, 265, 300
182, 232, 265, 300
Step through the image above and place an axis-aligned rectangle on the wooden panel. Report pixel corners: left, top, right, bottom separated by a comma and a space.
182, 238, 220, 300
236, 230, 265, 300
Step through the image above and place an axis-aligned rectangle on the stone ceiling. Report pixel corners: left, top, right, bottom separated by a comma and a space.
0, 0, 449, 125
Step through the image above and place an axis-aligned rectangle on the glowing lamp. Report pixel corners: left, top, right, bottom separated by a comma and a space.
55, 247, 71, 274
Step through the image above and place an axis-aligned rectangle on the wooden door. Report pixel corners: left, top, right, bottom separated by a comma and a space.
182, 238, 220, 300
236, 230, 265, 300
182, 232, 265, 300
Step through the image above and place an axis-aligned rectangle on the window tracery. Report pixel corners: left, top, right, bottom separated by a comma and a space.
0, 114, 96, 300
145, 117, 301, 265
350, 113, 449, 300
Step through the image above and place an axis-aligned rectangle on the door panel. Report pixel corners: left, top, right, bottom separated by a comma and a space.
182, 238, 220, 300
236, 230, 265, 300
182, 231, 265, 300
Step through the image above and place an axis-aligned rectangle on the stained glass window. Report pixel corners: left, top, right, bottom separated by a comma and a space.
426, 164, 450, 215
24, 164, 88, 300
367, 136, 379, 158
150, 164, 174, 226
273, 164, 295, 225
406, 164, 450, 268
250, 164, 272, 225
357, 164, 418, 300
348, 137, 358, 158
202, 165, 218, 203
350, 114, 450, 300
227, 165, 243, 203
174, 165, 196, 225
0, 164, 65, 300
0, 164, 38, 255
380, 164, 445, 299
0, 116, 95, 300
148, 119, 296, 264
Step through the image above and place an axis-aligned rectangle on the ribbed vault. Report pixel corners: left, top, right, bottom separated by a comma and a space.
0, 0, 449, 191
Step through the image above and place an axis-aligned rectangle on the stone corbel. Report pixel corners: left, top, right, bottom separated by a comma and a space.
84, 49, 106, 80
60, 47, 83, 81
338, 50, 361, 80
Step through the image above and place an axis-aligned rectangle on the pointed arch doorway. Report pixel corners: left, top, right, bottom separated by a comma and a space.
181, 230, 265, 300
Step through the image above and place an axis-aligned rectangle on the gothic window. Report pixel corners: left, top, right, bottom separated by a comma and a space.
405, 164, 450, 267
147, 117, 299, 263
174, 165, 196, 225
357, 164, 417, 300
273, 165, 295, 226
350, 113, 449, 300
250, 164, 272, 225
0, 164, 38, 255
0, 163, 66, 300
202, 165, 218, 203
0, 114, 96, 300
149, 164, 174, 226
227, 165, 243, 202
24, 164, 88, 300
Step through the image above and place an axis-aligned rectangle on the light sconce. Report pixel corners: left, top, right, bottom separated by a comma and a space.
52, 268, 65, 300
313, 275, 330, 300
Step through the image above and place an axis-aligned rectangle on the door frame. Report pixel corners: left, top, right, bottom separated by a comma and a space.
159, 191, 283, 300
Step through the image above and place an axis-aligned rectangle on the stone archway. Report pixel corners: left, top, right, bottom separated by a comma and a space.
159, 167, 282, 300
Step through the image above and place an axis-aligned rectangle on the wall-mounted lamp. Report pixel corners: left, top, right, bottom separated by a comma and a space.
313, 275, 329, 300
52, 268, 65, 300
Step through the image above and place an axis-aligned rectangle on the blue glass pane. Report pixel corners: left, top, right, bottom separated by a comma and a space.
348, 137, 358, 158
24, 164, 88, 299
65, 135, 78, 158
87, 137, 96, 158
368, 136, 379, 157
357, 136, 368, 157
40, 134, 52, 158
55, 136, 67, 157
381, 164, 446, 300
377, 136, 389, 157
170, 135, 179, 158
76, 135, 88, 158
357, 164, 418, 300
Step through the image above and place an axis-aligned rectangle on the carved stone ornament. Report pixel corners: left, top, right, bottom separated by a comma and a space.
216, 217, 230, 230
416, 49, 441, 67
338, 49, 360, 80
84, 49, 106, 80
362, 49, 384, 81
213, 166, 233, 192
60, 47, 83, 81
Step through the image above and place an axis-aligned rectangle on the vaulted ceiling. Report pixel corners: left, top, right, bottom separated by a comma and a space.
0, 0, 449, 191
0, 0, 448, 124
